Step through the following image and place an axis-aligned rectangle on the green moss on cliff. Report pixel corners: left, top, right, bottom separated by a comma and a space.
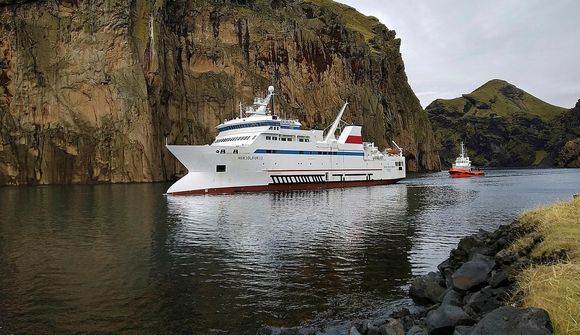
307, 0, 380, 42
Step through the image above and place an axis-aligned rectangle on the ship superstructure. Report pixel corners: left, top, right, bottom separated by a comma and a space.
448, 142, 484, 177
166, 86, 406, 195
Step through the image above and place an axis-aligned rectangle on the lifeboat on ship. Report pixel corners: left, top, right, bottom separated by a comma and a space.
448, 142, 484, 178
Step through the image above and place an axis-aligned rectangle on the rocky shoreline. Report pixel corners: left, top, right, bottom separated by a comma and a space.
260, 222, 555, 335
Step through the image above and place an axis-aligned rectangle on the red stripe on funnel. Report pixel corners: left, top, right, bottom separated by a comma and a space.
345, 135, 363, 144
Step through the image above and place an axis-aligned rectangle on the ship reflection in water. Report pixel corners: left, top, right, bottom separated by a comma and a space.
0, 169, 578, 334
163, 185, 414, 330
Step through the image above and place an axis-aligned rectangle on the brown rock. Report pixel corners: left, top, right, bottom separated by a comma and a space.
0, 0, 441, 185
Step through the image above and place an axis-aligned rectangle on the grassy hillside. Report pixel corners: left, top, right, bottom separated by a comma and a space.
307, 0, 381, 42
460, 79, 566, 120
426, 79, 577, 167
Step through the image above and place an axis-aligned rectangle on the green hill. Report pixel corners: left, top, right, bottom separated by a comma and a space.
426, 80, 578, 167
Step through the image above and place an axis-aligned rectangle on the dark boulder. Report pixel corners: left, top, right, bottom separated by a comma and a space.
426, 304, 475, 335
463, 286, 509, 316
257, 327, 316, 335
409, 272, 447, 305
469, 306, 553, 334
452, 326, 472, 335
488, 269, 509, 288
437, 259, 454, 288
400, 316, 417, 333
391, 308, 411, 319
368, 325, 382, 335
457, 231, 493, 257
379, 318, 405, 335
452, 254, 495, 291
349, 326, 362, 335
407, 325, 427, 335
495, 249, 516, 265
441, 289, 464, 307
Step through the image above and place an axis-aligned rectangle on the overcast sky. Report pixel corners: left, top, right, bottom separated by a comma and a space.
337, 0, 580, 108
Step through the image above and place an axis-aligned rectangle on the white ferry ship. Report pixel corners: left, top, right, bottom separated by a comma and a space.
166, 86, 406, 195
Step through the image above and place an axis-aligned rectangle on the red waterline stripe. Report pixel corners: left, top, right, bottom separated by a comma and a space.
168, 179, 403, 196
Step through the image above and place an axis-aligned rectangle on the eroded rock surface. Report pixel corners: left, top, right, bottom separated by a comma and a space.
0, 0, 440, 185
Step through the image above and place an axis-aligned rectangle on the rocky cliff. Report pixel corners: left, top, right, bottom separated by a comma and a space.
553, 100, 580, 167
0, 0, 440, 185
426, 79, 578, 167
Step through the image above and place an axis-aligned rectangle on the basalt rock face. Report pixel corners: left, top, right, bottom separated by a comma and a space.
553, 100, 580, 168
0, 0, 440, 185
426, 79, 576, 168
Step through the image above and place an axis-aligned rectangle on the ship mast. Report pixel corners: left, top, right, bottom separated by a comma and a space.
324, 101, 349, 143
253, 86, 275, 115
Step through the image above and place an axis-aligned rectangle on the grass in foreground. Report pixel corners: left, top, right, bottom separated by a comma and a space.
513, 196, 580, 335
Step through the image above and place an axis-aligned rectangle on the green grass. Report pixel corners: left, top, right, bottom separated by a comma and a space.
465, 79, 566, 121
533, 150, 548, 165
512, 197, 580, 335
437, 97, 466, 114
307, 0, 380, 42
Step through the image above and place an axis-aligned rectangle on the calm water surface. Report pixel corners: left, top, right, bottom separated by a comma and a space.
0, 169, 578, 334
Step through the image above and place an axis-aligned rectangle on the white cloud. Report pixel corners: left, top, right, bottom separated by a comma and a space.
337, 0, 580, 108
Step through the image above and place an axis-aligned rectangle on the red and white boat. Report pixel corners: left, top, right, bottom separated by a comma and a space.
448, 142, 484, 178
165, 86, 406, 195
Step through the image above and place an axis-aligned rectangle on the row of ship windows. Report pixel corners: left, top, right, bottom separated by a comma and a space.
218, 121, 278, 132
395, 161, 404, 166
214, 136, 252, 143
265, 136, 310, 142
262, 150, 338, 155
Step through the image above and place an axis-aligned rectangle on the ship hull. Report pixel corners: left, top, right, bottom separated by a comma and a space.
166, 144, 406, 195
169, 178, 403, 195
448, 167, 485, 178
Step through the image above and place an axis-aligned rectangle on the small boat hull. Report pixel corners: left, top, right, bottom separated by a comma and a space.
448, 168, 485, 178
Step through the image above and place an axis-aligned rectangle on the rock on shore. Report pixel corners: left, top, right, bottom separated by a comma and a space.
261, 223, 555, 335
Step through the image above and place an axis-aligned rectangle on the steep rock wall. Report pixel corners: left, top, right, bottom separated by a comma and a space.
0, 0, 440, 185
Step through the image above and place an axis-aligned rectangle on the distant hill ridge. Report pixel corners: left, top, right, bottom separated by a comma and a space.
426, 79, 579, 167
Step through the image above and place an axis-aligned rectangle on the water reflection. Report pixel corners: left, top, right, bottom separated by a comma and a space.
0, 169, 578, 334
162, 186, 416, 332
0, 184, 164, 334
